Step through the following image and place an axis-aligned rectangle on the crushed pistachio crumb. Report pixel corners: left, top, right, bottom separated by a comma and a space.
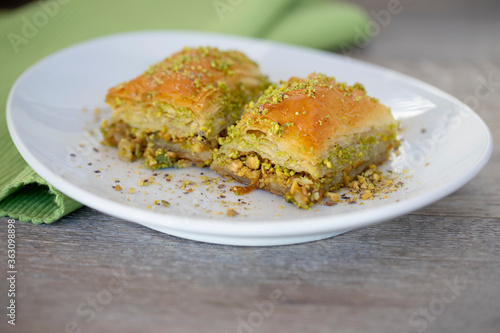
326, 192, 340, 202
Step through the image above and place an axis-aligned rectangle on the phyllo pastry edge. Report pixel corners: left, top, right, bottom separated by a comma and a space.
211, 73, 399, 208
101, 46, 270, 168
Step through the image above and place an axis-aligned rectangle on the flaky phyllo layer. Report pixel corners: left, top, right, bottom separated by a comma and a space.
211, 73, 399, 208
101, 46, 270, 168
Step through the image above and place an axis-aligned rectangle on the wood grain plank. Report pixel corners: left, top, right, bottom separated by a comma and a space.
2, 1, 500, 332
1, 212, 499, 333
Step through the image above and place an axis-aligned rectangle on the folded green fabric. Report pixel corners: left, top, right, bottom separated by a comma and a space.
0, 0, 369, 224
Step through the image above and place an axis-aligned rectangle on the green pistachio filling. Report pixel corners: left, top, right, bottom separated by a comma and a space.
100, 120, 215, 169
103, 46, 271, 169
215, 122, 398, 209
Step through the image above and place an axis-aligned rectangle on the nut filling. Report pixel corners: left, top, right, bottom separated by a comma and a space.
215, 152, 318, 208
213, 144, 393, 209
101, 120, 219, 169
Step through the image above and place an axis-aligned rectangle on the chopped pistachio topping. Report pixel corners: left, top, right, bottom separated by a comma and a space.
139, 46, 269, 103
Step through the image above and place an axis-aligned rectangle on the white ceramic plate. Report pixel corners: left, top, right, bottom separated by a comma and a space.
7, 31, 492, 246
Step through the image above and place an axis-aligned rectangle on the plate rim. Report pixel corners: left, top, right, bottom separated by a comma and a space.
6, 30, 494, 239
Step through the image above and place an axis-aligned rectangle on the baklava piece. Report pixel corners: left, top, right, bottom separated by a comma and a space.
211, 73, 399, 208
101, 46, 269, 168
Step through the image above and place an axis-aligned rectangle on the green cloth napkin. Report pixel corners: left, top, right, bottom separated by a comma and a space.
0, 0, 369, 224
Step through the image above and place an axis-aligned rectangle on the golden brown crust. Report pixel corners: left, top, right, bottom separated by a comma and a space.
106, 47, 264, 119
102, 46, 269, 168
236, 74, 395, 160
211, 73, 399, 208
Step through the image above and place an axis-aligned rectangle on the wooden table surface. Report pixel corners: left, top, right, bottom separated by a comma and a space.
2, 1, 499, 332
